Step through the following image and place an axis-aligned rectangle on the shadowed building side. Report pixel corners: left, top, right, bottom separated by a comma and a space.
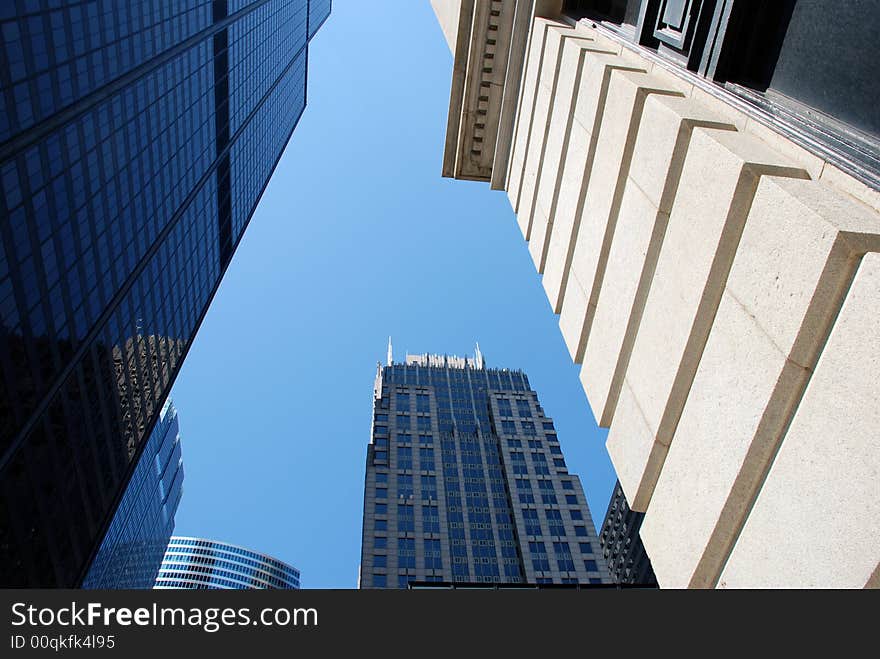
0, 0, 331, 586
82, 399, 184, 589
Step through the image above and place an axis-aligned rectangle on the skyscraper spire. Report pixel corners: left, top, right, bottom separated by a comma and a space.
387, 336, 393, 366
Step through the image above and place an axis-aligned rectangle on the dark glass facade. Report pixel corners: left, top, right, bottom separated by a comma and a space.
599, 480, 658, 587
155, 536, 300, 589
360, 350, 611, 588
82, 398, 183, 589
0, 0, 330, 586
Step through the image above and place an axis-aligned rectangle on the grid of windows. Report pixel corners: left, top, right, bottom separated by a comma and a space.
397, 538, 415, 569
397, 473, 413, 498
423, 538, 442, 569
420, 474, 437, 500
538, 479, 556, 502
227, 0, 306, 135
229, 48, 307, 240
397, 446, 413, 470
599, 480, 659, 586
155, 536, 299, 590
361, 357, 609, 588
423, 504, 440, 533
529, 541, 549, 572
0, 0, 328, 587
397, 504, 414, 533
546, 508, 566, 536
308, 0, 331, 38
553, 542, 575, 572
82, 399, 183, 589
0, 1, 215, 141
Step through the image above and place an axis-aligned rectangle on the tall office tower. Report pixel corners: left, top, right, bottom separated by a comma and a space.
82, 398, 184, 589
359, 346, 611, 589
599, 480, 656, 587
430, 2, 880, 587
154, 537, 301, 589
0, 1, 330, 586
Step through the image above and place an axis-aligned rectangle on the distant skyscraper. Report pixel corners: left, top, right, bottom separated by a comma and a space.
0, 0, 330, 586
359, 345, 610, 588
82, 399, 184, 589
155, 537, 300, 589
599, 480, 657, 587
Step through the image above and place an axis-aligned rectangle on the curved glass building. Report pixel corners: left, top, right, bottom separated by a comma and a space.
154, 537, 300, 589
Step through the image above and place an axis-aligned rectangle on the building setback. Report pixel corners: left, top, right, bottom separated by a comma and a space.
0, 1, 330, 586
430, 1, 879, 588
360, 346, 610, 588
82, 399, 184, 589
155, 537, 300, 589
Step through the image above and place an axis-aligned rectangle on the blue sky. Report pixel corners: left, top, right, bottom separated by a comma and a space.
170, 0, 616, 588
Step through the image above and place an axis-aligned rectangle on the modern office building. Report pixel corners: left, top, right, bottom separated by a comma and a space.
599, 480, 656, 587
82, 399, 184, 589
430, 1, 879, 587
0, 1, 330, 586
359, 345, 611, 589
154, 536, 300, 589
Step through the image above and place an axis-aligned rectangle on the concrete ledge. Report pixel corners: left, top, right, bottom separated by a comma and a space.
431, 0, 466, 54
557, 70, 684, 368
605, 381, 660, 513
719, 251, 880, 588
542, 54, 646, 321
639, 177, 880, 588
508, 18, 560, 213
516, 25, 591, 240
529, 197, 553, 272
558, 269, 590, 364
528, 36, 619, 273
581, 95, 736, 428
438, 0, 476, 179
608, 130, 809, 514
491, 0, 546, 191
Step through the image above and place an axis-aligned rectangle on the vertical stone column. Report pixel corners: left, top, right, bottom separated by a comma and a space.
527, 34, 618, 274
556, 70, 685, 367
580, 95, 736, 428
606, 130, 809, 513
637, 178, 880, 587
540, 53, 646, 319
513, 25, 592, 240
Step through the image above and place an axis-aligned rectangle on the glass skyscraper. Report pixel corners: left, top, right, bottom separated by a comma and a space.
359, 346, 611, 588
155, 536, 300, 589
0, 0, 330, 586
82, 398, 184, 589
